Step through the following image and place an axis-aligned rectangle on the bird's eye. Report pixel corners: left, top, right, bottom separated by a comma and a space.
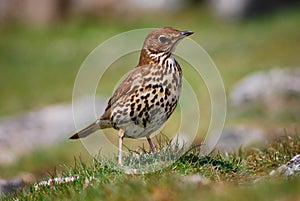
158, 35, 169, 43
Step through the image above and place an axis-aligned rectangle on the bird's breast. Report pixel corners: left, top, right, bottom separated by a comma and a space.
110, 57, 182, 138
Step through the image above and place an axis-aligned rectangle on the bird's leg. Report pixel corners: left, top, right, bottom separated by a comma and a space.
147, 136, 156, 153
118, 129, 125, 166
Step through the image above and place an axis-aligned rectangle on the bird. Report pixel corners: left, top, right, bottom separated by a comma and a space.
70, 27, 193, 165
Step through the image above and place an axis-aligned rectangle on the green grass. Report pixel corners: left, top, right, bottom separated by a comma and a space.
1, 5, 300, 201
3, 134, 300, 200
1, 7, 300, 121
0, 141, 89, 178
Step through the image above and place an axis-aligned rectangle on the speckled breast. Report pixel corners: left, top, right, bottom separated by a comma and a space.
111, 58, 182, 139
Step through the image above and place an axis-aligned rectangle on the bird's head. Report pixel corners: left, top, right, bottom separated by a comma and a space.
142, 27, 193, 54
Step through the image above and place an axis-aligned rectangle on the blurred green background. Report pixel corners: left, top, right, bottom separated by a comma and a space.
0, 0, 300, 179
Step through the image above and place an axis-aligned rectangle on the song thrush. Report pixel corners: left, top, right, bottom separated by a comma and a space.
70, 27, 193, 165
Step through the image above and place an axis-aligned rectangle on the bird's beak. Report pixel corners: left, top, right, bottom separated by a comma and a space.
180, 30, 194, 37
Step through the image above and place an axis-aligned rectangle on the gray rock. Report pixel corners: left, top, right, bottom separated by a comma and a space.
230, 68, 300, 117
0, 0, 184, 25
126, 0, 183, 11
0, 178, 25, 196
69, 0, 183, 16
208, 0, 251, 20
216, 125, 265, 151
0, 96, 107, 164
231, 68, 300, 107
0, 0, 70, 25
208, 0, 299, 21
270, 154, 300, 177
181, 174, 210, 185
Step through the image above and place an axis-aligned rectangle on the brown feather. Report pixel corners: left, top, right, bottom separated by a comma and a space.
100, 65, 152, 121
69, 119, 112, 139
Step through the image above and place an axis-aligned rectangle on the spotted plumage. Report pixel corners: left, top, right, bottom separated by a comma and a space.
70, 27, 193, 165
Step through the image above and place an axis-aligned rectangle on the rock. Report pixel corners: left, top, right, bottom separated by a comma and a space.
0, 0, 184, 25
0, 0, 71, 25
181, 174, 210, 185
216, 125, 265, 151
230, 68, 300, 117
21, 0, 65, 25
69, 0, 183, 16
208, 0, 299, 21
208, 0, 250, 20
0, 96, 107, 164
0, 0, 14, 23
0, 177, 26, 196
125, 0, 183, 12
270, 154, 300, 177
231, 68, 300, 106
68, 0, 117, 15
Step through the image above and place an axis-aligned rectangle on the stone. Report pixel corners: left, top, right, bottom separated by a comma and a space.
270, 154, 300, 177
216, 125, 265, 152
0, 96, 106, 164
230, 67, 300, 117
181, 174, 210, 185
208, 0, 299, 21
0, 178, 25, 196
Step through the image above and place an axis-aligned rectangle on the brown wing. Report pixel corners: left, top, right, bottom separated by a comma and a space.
100, 65, 152, 121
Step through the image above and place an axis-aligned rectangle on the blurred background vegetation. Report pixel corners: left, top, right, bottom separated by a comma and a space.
0, 0, 300, 180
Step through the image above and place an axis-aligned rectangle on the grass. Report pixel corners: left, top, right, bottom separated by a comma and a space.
0, 5, 300, 201
0, 141, 89, 178
2, 134, 300, 200
0, 7, 300, 121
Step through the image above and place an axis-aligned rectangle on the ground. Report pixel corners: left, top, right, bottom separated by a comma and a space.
0, 6, 300, 200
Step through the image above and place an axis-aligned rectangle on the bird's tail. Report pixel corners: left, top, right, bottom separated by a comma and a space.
69, 119, 111, 139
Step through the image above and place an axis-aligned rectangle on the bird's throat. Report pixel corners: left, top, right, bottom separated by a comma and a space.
138, 48, 171, 66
